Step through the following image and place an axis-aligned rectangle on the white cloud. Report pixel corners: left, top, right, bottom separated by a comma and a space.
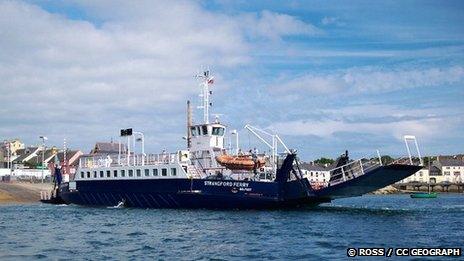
269, 65, 464, 95
244, 10, 321, 40
0, 1, 318, 151
345, 66, 464, 92
270, 74, 347, 94
321, 16, 344, 26
267, 117, 447, 141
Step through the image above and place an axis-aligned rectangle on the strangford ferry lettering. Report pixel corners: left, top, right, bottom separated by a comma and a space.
204, 181, 249, 188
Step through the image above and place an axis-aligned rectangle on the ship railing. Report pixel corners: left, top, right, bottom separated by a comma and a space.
79, 152, 181, 169
328, 158, 381, 186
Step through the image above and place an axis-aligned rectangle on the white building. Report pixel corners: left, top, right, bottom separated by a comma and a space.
398, 155, 464, 184
437, 157, 464, 183
402, 167, 430, 183
300, 163, 330, 185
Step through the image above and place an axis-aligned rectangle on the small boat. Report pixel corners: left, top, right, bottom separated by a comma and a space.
410, 192, 438, 198
215, 154, 266, 170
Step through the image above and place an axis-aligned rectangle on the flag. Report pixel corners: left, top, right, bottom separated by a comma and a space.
208, 77, 214, 84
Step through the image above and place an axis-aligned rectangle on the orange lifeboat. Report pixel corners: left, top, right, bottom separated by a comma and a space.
215, 154, 266, 170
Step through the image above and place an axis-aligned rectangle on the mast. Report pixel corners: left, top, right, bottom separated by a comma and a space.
196, 70, 214, 124
63, 138, 67, 174
187, 100, 192, 149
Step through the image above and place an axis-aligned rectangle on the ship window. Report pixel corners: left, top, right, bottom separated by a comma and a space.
153, 169, 158, 176
191, 127, 197, 137
106, 170, 111, 177
171, 168, 177, 176
162, 168, 167, 176
81, 172, 84, 178
100, 171, 104, 178
202, 125, 208, 136
87, 171, 90, 178
144, 169, 149, 177
136, 169, 141, 177
114, 170, 118, 177
128, 169, 134, 177
212, 127, 224, 136
121, 169, 126, 177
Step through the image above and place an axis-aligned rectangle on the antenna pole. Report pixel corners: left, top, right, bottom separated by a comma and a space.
203, 71, 209, 123
187, 100, 192, 149
196, 70, 213, 124
63, 138, 67, 174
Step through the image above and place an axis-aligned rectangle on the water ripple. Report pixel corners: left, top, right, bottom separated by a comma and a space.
0, 194, 463, 259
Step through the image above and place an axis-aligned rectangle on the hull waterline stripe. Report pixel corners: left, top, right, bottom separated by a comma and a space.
167, 194, 180, 207
148, 194, 161, 208
140, 194, 153, 208
125, 193, 136, 207
133, 193, 144, 207
157, 194, 171, 207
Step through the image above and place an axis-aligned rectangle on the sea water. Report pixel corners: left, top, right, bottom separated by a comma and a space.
0, 194, 463, 260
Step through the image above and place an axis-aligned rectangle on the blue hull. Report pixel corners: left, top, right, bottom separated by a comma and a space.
59, 164, 421, 209
60, 178, 327, 209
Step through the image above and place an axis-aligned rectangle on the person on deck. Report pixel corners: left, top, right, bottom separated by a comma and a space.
251, 148, 258, 174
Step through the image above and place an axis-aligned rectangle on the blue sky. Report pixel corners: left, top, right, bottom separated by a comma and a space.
0, 0, 463, 160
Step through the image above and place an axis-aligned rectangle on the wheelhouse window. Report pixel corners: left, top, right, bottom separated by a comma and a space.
121, 170, 126, 177
114, 170, 118, 177
153, 169, 158, 176
86, 172, 90, 178
201, 125, 208, 136
212, 127, 224, 136
106, 170, 111, 177
93, 171, 96, 178
190, 127, 197, 137
144, 169, 150, 177
81, 172, 84, 178
100, 171, 104, 178
136, 169, 141, 177
129, 169, 134, 177
162, 168, 167, 176
171, 168, 177, 176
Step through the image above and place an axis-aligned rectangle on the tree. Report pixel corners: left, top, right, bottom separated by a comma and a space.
380, 155, 394, 164
314, 157, 335, 165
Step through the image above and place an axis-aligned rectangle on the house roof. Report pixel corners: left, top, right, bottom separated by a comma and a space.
13, 147, 39, 162
26, 149, 57, 165
300, 162, 328, 171
55, 150, 82, 165
440, 158, 464, 167
90, 142, 125, 154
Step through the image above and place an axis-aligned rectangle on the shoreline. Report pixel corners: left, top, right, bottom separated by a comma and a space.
0, 182, 53, 204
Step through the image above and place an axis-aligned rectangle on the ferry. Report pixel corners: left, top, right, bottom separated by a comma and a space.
58, 70, 422, 209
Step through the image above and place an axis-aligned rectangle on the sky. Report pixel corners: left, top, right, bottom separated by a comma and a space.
0, 0, 463, 160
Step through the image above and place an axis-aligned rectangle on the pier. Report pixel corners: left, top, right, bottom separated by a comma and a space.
394, 182, 464, 193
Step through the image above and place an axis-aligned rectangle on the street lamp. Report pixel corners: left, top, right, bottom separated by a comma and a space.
3, 140, 11, 175
133, 131, 145, 166
39, 136, 48, 183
